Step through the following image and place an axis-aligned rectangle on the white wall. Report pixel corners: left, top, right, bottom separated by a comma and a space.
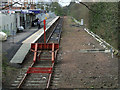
0, 13, 17, 35
17, 13, 20, 28
0, 14, 2, 32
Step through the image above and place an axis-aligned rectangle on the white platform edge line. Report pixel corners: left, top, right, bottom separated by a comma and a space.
22, 16, 59, 44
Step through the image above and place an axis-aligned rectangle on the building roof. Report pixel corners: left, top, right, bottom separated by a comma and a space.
1, 0, 8, 3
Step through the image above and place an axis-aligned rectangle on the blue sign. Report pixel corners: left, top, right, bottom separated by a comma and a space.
29, 10, 40, 14
21, 10, 29, 14
21, 10, 46, 14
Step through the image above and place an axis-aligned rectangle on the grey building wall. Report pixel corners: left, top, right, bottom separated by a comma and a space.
20, 13, 31, 29
0, 13, 2, 31
16, 13, 20, 28
0, 13, 17, 36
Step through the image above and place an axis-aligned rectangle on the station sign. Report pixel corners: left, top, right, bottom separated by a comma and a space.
21, 10, 29, 14
1, 10, 15, 14
1, 9, 46, 14
21, 10, 41, 14
29, 10, 40, 14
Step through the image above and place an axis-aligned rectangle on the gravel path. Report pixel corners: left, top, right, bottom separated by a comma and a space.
56, 16, 118, 89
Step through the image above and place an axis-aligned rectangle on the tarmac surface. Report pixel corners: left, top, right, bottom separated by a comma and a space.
2, 27, 38, 63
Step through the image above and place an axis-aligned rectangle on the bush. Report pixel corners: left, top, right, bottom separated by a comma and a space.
89, 2, 118, 49
2, 30, 10, 36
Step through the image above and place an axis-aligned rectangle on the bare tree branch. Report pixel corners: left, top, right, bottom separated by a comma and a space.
75, 1, 101, 14
1, 2, 22, 10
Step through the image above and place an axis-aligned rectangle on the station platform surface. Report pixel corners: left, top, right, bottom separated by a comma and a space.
10, 16, 59, 64
22, 16, 59, 43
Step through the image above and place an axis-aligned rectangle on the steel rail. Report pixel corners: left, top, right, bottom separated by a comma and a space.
46, 48, 59, 88
17, 17, 63, 89
17, 62, 34, 88
46, 18, 63, 88
46, 63, 54, 88
58, 18, 63, 44
46, 18, 61, 43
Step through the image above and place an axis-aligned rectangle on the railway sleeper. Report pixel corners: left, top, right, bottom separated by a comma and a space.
51, 80, 60, 84
24, 83, 46, 86
11, 84, 18, 87
52, 76, 60, 80
14, 18, 63, 89
27, 80, 47, 83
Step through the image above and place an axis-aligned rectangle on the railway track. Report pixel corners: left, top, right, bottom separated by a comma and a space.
11, 17, 63, 89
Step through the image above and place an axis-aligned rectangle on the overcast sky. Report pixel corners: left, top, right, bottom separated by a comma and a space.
11, 0, 120, 7
11, 0, 72, 7
58, 0, 71, 6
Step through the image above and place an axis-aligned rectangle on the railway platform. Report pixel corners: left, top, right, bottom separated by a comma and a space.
10, 16, 59, 64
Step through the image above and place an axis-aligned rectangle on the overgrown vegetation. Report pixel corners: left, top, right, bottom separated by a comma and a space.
2, 53, 9, 76
64, 2, 118, 50
50, 2, 65, 16
2, 30, 10, 36
89, 2, 118, 49
2, 53, 19, 86
65, 2, 90, 27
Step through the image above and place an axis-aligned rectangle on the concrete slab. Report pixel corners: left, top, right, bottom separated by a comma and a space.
10, 16, 59, 64
10, 43, 30, 63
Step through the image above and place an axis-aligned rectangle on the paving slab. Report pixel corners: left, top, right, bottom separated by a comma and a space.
10, 43, 30, 63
